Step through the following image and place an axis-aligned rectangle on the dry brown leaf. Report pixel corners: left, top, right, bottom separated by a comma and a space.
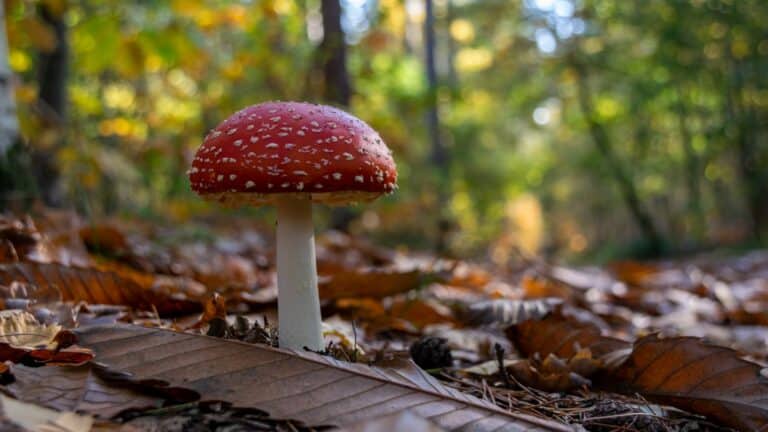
520, 275, 574, 301
507, 311, 631, 360
75, 324, 569, 431
0, 310, 61, 349
604, 335, 768, 431
5, 362, 195, 419
319, 267, 426, 300
609, 260, 660, 286
0, 394, 94, 432
342, 411, 446, 432
187, 293, 227, 330
507, 354, 592, 393
389, 298, 456, 329
0, 263, 200, 316
0, 311, 93, 366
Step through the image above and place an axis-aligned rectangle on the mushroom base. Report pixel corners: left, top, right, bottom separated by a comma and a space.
200, 190, 386, 207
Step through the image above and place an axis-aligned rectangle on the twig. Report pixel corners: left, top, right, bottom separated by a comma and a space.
493, 343, 511, 387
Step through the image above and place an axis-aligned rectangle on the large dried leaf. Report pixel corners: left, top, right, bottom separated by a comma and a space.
507, 312, 630, 359
0, 263, 200, 316
75, 325, 568, 431
605, 335, 768, 431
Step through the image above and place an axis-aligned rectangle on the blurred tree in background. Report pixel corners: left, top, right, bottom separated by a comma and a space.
2, 0, 767, 261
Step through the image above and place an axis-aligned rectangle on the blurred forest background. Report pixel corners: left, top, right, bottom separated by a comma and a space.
1, 0, 766, 262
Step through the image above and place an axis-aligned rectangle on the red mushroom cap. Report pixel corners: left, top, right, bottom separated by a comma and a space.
189, 101, 397, 206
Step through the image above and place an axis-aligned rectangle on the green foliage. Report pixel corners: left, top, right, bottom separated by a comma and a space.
6, 0, 768, 259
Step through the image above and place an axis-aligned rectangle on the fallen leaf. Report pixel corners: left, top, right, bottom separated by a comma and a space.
187, 293, 227, 330
75, 325, 570, 431
0, 394, 93, 432
0, 311, 93, 366
507, 354, 592, 392
457, 298, 562, 327
389, 298, 456, 329
0, 263, 200, 316
507, 311, 631, 360
5, 362, 193, 419
604, 335, 768, 431
0, 310, 61, 349
343, 411, 446, 432
319, 267, 428, 300
521, 275, 575, 302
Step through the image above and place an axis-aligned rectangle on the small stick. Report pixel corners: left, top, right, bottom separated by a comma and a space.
494, 343, 511, 387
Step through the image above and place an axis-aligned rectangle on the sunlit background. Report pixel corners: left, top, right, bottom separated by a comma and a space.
4, 0, 768, 261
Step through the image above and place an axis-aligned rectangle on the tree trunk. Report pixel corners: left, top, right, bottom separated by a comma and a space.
33, 3, 68, 206
727, 62, 767, 241
674, 86, 705, 239
315, 0, 356, 231
319, 0, 350, 106
0, 1, 18, 156
573, 62, 664, 256
425, 0, 451, 252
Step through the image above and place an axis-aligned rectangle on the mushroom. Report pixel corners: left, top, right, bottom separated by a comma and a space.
188, 101, 397, 350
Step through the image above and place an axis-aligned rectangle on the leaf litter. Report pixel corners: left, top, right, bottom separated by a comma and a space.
0, 211, 767, 430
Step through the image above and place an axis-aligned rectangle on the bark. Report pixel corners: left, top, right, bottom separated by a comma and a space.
725, 58, 767, 240
32, 3, 67, 206
318, 0, 350, 106
425, 0, 451, 252
315, 0, 356, 231
0, 1, 18, 156
37, 4, 68, 121
573, 62, 663, 255
674, 86, 704, 238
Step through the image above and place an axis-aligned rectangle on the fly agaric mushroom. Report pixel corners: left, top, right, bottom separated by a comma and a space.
188, 101, 397, 350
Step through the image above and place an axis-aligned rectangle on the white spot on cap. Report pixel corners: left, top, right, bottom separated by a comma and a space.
247, 124, 255, 130
310, 121, 319, 127
227, 128, 237, 135
343, 152, 354, 160
266, 143, 278, 148
217, 174, 224, 181
246, 180, 255, 188
270, 116, 281, 122
315, 184, 323, 189
293, 170, 308, 176
332, 173, 342, 180
297, 182, 304, 190
250, 136, 259, 143
189, 167, 199, 174
211, 130, 223, 138
285, 143, 295, 149
297, 130, 305, 136
233, 139, 243, 146
355, 175, 364, 183
230, 174, 237, 180
281, 183, 290, 188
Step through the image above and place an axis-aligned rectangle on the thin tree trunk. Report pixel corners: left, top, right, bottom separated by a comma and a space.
724, 53, 768, 240
573, 62, 663, 255
33, 3, 67, 206
425, 0, 451, 252
316, 0, 356, 231
0, 2, 18, 156
319, 0, 350, 106
674, 86, 704, 239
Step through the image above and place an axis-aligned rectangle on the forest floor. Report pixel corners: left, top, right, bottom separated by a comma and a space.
0, 209, 766, 431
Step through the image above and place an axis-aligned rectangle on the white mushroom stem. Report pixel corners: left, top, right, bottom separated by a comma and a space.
276, 196, 323, 351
